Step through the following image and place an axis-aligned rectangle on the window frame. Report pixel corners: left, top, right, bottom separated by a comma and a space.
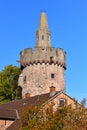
59, 98, 66, 107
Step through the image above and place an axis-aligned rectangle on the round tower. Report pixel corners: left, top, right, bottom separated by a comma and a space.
18, 12, 66, 98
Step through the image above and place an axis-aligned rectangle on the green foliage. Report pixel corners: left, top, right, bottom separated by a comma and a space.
20, 104, 87, 130
0, 65, 21, 103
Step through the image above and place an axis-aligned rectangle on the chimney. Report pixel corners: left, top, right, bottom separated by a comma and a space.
25, 93, 30, 98
49, 86, 56, 97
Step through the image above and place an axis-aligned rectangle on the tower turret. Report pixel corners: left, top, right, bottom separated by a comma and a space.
36, 12, 51, 47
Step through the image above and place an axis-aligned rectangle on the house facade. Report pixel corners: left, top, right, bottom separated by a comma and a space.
0, 89, 83, 130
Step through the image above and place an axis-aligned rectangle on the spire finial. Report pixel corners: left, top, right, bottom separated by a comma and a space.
39, 12, 48, 29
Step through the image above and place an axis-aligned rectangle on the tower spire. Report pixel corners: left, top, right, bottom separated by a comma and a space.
39, 12, 48, 30
36, 12, 51, 47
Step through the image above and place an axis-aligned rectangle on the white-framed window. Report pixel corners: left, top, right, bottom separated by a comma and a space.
59, 98, 66, 107
23, 76, 26, 83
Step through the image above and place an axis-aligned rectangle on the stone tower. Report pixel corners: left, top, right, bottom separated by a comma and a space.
18, 12, 66, 98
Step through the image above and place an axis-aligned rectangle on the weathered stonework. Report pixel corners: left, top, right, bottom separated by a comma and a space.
18, 12, 66, 98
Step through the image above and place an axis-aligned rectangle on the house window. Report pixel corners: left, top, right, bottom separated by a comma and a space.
59, 98, 66, 107
23, 76, 26, 83
42, 35, 44, 40
51, 73, 55, 78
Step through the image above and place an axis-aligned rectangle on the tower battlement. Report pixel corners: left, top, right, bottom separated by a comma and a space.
20, 47, 66, 69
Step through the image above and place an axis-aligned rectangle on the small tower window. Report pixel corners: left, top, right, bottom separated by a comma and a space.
23, 76, 26, 83
42, 35, 44, 40
51, 73, 55, 78
50, 56, 53, 63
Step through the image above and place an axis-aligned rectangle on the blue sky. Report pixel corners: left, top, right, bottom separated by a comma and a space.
0, 0, 87, 103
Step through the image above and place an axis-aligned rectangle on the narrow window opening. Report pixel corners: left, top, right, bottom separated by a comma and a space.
42, 48, 45, 50
23, 76, 26, 83
51, 73, 55, 78
42, 35, 44, 40
50, 56, 53, 63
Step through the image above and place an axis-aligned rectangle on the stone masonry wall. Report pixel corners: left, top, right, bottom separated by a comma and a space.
19, 63, 66, 98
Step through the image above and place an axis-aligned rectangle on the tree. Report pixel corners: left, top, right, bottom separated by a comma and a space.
20, 103, 87, 130
0, 65, 21, 103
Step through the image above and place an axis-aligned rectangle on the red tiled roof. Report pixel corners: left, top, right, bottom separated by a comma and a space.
6, 120, 21, 130
0, 109, 18, 120
0, 91, 61, 130
0, 93, 50, 110
0, 91, 61, 110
